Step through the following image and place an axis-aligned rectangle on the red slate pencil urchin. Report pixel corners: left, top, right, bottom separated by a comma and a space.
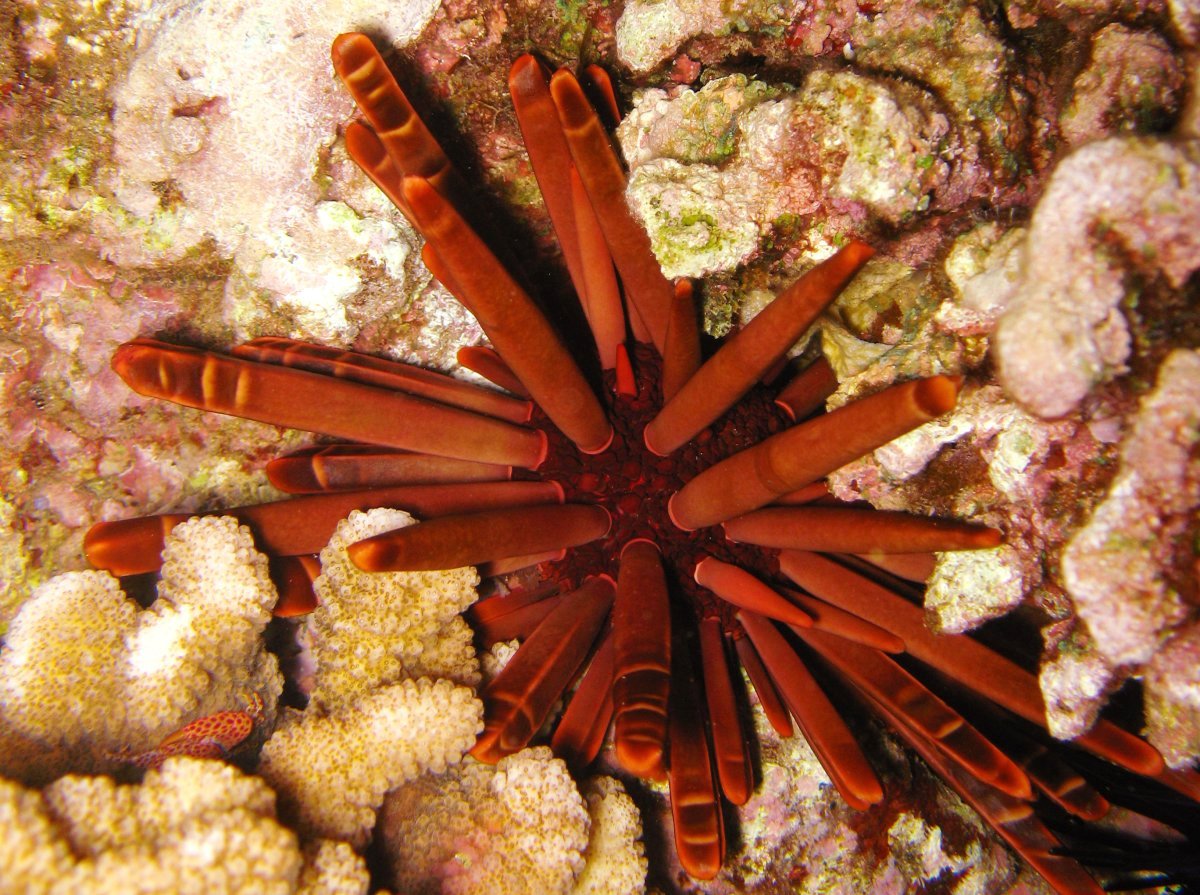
83, 32, 1200, 894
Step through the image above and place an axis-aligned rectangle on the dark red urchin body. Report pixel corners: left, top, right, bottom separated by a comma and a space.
537, 344, 788, 621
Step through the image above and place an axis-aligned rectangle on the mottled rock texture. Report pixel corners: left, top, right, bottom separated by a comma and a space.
995, 138, 1200, 419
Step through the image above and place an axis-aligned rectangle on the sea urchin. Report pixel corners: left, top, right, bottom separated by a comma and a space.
81, 33, 1200, 894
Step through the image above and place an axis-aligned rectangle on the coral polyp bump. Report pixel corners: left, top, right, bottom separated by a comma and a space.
7, 8, 1200, 895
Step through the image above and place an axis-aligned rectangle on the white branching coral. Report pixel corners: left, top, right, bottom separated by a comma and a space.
0, 516, 282, 782
0, 570, 133, 754
259, 508, 485, 851
480, 637, 522, 684
376, 747, 593, 895
0, 757, 369, 895
307, 508, 480, 713
572, 777, 648, 895
124, 515, 282, 743
0, 775, 75, 894
259, 677, 483, 848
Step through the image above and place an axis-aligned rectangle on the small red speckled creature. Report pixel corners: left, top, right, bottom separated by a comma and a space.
112, 693, 265, 769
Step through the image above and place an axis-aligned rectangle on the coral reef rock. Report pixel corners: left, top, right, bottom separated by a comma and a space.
995, 138, 1200, 418
1054, 349, 1200, 752
941, 223, 1028, 333
1039, 623, 1120, 741
615, 0, 793, 72
1061, 348, 1200, 666
847, 0, 1027, 188
1144, 620, 1200, 768
924, 545, 1025, 634
109, 0, 442, 340
1060, 24, 1185, 147
618, 71, 954, 279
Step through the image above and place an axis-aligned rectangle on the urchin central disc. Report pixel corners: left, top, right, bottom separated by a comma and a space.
535, 347, 789, 612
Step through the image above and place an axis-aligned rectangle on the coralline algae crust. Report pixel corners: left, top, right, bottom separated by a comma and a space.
1145, 622, 1200, 767
620, 70, 953, 279
1061, 349, 1200, 667
109, 0, 441, 341
995, 138, 1200, 419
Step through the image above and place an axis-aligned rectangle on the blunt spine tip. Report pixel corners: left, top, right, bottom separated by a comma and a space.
666, 492, 697, 532
578, 423, 616, 456
621, 537, 660, 556
642, 424, 670, 458
529, 429, 550, 471
915, 375, 963, 418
